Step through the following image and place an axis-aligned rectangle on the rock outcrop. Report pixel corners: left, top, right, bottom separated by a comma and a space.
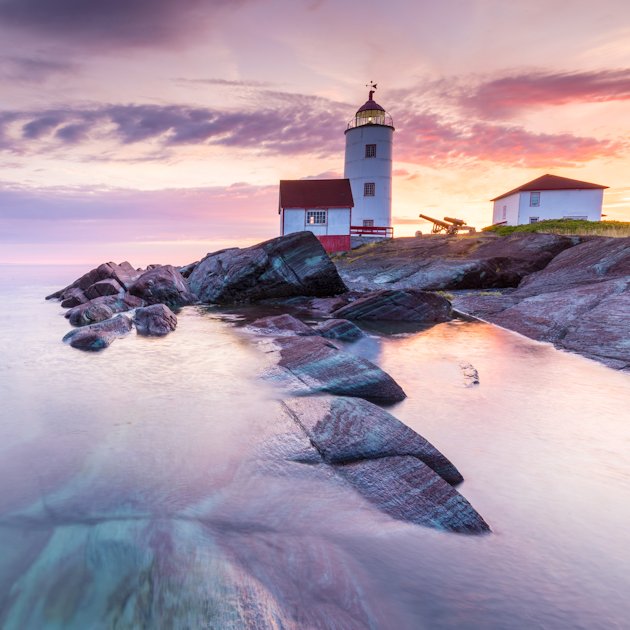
332, 288, 452, 322
62, 314, 133, 351
188, 231, 348, 304
453, 236, 630, 370
334, 233, 576, 291
250, 314, 317, 337
134, 304, 178, 336
128, 265, 195, 308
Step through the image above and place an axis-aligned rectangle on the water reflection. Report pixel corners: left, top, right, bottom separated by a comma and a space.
1, 267, 629, 629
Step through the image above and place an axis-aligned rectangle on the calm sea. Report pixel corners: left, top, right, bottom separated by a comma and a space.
1, 264, 629, 629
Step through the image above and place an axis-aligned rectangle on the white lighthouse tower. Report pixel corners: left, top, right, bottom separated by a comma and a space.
344, 83, 394, 234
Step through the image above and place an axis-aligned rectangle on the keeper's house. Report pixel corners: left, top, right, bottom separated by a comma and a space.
279, 179, 354, 253
491, 174, 607, 226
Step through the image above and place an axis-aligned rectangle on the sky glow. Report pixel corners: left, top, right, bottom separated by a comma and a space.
1, 0, 629, 264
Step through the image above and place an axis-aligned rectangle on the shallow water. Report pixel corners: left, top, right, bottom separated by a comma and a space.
1, 265, 629, 629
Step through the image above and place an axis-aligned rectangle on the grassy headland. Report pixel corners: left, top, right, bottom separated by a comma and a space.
482, 219, 630, 237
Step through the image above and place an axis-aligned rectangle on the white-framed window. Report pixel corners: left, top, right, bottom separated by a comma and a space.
530, 191, 541, 207
306, 210, 327, 225
529, 217, 539, 224
364, 182, 375, 196
365, 144, 376, 158
502, 205, 507, 220
363, 219, 374, 227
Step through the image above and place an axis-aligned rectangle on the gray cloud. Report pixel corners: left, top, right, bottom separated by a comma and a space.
0, 0, 248, 48
0, 55, 76, 81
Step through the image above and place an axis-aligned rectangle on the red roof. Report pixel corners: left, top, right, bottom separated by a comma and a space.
279, 179, 354, 209
491, 174, 607, 201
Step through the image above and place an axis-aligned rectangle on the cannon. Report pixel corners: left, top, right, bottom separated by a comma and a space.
419, 214, 476, 235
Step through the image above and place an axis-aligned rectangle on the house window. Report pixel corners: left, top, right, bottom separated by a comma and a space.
365, 144, 376, 158
529, 217, 539, 224
364, 182, 375, 196
363, 219, 374, 227
306, 210, 327, 225
530, 191, 541, 207
502, 205, 507, 220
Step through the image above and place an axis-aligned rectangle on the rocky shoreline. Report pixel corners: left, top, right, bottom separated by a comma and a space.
43, 228, 628, 537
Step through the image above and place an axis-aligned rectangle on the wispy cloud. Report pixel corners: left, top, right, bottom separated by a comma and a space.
458, 69, 630, 118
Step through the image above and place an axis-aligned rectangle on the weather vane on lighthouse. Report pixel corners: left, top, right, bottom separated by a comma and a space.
366, 81, 378, 100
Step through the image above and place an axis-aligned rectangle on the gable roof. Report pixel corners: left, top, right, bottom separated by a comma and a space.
491, 174, 608, 201
279, 179, 354, 209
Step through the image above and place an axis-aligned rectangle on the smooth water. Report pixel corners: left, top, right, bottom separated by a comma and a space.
1, 265, 629, 629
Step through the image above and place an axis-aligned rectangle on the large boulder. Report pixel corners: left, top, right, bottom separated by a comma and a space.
133, 304, 178, 336
128, 265, 195, 308
273, 336, 406, 403
334, 233, 577, 291
188, 231, 348, 304
283, 396, 463, 485
66, 294, 144, 326
84, 278, 123, 300
62, 314, 132, 351
332, 288, 452, 322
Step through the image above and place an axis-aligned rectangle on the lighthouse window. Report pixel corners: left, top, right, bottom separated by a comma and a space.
365, 144, 376, 158
530, 191, 541, 207
306, 210, 327, 225
364, 182, 375, 196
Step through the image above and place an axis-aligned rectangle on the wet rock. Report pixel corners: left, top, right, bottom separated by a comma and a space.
274, 336, 406, 403
334, 233, 577, 291
66, 294, 144, 326
188, 231, 348, 304
84, 278, 123, 300
460, 362, 479, 386
128, 265, 195, 308
336, 456, 489, 534
47, 261, 140, 302
62, 314, 132, 351
178, 261, 198, 278
60, 287, 88, 308
134, 304, 178, 336
332, 288, 452, 322
315, 318, 364, 341
250, 314, 317, 336
283, 396, 463, 485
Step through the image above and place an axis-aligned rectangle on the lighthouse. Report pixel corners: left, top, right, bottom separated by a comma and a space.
344, 83, 394, 232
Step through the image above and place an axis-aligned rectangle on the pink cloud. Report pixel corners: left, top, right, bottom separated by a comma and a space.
460, 69, 630, 118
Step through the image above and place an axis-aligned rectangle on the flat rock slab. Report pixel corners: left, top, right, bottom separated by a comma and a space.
336, 456, 489, 534
334, 233, 576, 291
274, 336, 406, 403
188, 231, 348, 304
332, 288, 452, 322
134, 304, 178, 336
283, 396, 463, 485
128, 265, 195, 308
62, 314, 132, 351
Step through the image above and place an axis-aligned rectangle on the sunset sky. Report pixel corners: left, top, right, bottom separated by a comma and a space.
1, 0, 629, 265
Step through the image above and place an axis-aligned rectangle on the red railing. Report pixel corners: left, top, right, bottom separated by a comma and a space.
350, 225, 394, 237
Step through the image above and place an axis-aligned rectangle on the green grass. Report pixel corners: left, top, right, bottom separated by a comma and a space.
482, 219, 630, 237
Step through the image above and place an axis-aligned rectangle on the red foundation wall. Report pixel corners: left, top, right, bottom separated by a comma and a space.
317, 235, 351, 253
